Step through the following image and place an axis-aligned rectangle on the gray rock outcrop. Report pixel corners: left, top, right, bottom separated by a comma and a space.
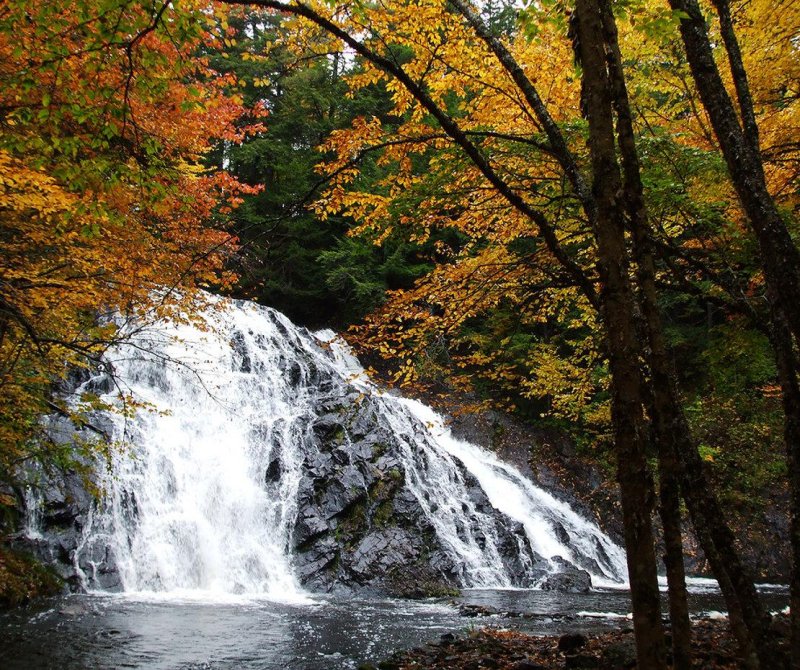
10, 314, 598, 597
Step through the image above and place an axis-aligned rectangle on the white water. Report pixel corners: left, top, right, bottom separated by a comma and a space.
72, 295, 626, 598
398, 400, 627, 588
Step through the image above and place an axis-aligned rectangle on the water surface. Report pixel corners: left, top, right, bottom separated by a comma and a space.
0, 586, 788, 669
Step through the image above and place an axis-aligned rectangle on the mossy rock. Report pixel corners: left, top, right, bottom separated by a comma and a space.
373, 500, 394, 528
0, 544, 62, 608
386, 564, 460, 599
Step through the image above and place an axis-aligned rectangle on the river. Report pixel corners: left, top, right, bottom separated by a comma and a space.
0, 584, 788, 669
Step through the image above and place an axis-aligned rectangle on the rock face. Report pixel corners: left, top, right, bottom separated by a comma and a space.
14, 393, 557, 595
11, 299, 621, 596
9, 465, 120, 592
14, 388, 580, 596
285, 389, 549, 594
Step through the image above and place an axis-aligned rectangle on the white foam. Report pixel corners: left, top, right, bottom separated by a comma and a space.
67, 293, 628, 596
576, 610, 632, 619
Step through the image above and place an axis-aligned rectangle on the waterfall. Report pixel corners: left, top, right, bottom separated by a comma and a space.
68, 294, 626, 598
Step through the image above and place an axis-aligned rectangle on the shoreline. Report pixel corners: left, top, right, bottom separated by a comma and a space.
363, 615, 791, 670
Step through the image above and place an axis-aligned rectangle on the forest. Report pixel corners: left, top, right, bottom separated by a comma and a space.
0, 0, 798, 668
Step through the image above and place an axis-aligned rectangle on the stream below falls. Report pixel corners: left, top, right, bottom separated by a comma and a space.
0, 585, 789, 669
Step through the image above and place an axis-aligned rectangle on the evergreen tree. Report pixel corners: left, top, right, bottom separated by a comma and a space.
209, 11, 433, 327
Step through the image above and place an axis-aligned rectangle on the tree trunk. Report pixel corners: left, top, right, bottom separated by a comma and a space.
771, 299, 800, 670
657, 450, 692, 669
669, 0, 800, 347
710, 0, 760, 150
573, 1, 667, 666
593, 4, 692, 666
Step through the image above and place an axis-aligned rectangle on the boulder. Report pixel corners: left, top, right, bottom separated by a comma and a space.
540, 561, 592, 593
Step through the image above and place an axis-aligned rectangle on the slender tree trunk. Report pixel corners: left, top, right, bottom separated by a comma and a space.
658, 449, 692, 668
669, 2, 797, 665
573, 2, 667, 666
771, 299, 800, 670
710, 0, 760, 149
669, 0, 800, 346
593, 5, 692, 666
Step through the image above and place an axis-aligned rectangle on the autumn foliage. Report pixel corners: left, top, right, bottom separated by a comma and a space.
0, 0, 261, 485
268, 0, 800, 440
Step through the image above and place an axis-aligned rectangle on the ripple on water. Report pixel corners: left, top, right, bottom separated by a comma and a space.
0, 587, 789, 670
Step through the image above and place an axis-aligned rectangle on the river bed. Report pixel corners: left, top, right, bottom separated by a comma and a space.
0, 585, 788, 669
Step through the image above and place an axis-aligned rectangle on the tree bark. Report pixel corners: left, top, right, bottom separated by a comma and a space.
593, 4, 692, 666
573, 2, 667, 667
710, 0, 760, 152
657, 449, 692, 668
669, 0, 800, 346
770, 298, 800, 670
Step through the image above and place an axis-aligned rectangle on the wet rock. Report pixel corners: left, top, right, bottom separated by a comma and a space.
320, 465, 367, 518
304, 451, 333, 480
553, 522, 571, 546
294, 537, 338, 584
264, 457, 282, 483
391, 487, 419, 518
348, 438, 376, 462
74, 536, 122, 591
386, 563, 459, 599
332, 446, 351, 465
350, 529, 419, 577
40, 473, 94, 528
91, 568, 122, 591
312, 413, 345, 443
292, 506, 329, 547
58, 603, 87, 616
459, 604, 499, 618
231, 332, 252, 373
84, 373, 114, 395
540, 559, 592, 593
540, 570, 592, 593
287, 361, 303, 386
494, 522, 545, 587
427, 548, 461, 580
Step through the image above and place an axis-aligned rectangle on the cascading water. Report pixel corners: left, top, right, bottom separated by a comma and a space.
65, 294, 626, 598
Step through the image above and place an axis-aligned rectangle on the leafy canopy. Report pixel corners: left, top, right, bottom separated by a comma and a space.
0, 0, 259, 486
